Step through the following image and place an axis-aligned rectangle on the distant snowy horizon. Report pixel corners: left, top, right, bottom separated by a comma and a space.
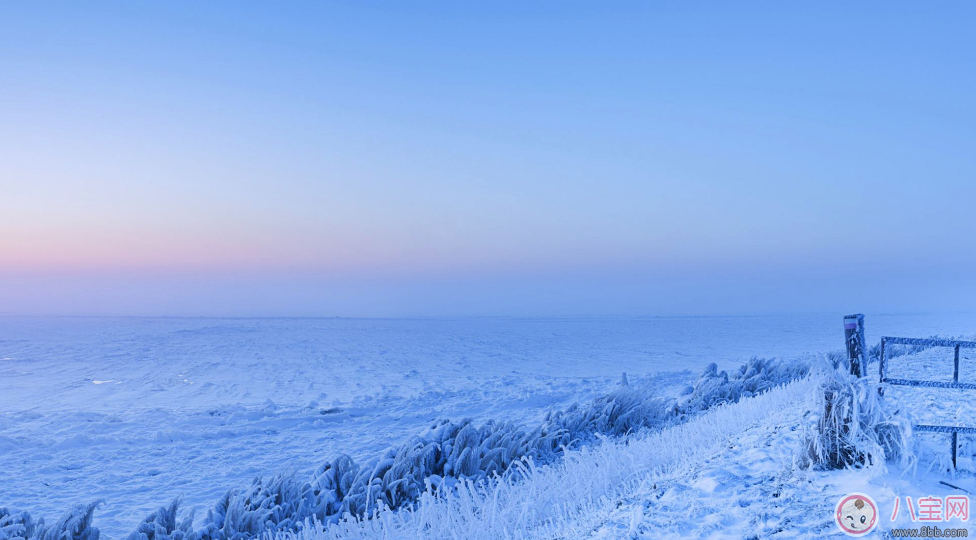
4, 267, 976, 318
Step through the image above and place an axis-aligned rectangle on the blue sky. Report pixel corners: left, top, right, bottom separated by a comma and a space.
2, 1, 975, 316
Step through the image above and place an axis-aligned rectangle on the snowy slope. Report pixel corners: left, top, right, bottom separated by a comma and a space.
277, 378, 819, 539
280, 368, 976, 540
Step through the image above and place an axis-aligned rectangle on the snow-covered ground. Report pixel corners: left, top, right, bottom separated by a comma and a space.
292, 377, 821, 539
293, 375, 976, 539
3, 313, 976, 538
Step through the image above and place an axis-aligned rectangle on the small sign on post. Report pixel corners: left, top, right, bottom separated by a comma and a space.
844, 314, 867, 377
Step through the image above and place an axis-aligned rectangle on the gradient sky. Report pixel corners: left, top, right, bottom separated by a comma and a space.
2, 1, 976, 316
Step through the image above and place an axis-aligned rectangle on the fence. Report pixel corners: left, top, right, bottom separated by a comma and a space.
878, 335, 976, 468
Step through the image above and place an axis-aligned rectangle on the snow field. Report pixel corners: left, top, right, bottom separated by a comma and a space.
7, 315, 976, 539
0, 354, 814, 540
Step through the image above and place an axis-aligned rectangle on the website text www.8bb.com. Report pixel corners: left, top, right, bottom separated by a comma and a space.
888, 526, 968, 538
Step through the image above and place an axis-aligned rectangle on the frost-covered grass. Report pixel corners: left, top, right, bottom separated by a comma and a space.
275, 377, 817, 540
184, 356, 812, 539
800, 360, 915, 472
1, 355, 815, 540
5, 315, 830, 535
8, 316, 965, 540
0, 502, 100, 540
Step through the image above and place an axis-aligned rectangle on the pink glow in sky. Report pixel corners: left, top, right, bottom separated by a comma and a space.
3, 1, 976, 316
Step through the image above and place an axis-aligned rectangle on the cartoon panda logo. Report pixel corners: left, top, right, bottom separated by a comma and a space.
835, 493, 878, 536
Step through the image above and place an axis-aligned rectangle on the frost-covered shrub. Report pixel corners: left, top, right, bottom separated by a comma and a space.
801, 360, 914, 471
0, 503, 101, 540
307, 456, 358, 518
321, 387, 683, 521
36, 503, 101, 540
678, 354, 832, 418
540, 385, 674, 452
127, 499, 195, 540
198, 475, 322, 540
0, 509, 38, 540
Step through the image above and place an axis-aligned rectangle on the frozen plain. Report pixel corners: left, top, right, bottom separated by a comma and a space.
4, 313, 976, 538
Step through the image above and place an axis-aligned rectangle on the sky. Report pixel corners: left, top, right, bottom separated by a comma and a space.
2, 1, 976, 317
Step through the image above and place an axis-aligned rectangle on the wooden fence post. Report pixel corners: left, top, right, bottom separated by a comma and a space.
844, 314, 866, 377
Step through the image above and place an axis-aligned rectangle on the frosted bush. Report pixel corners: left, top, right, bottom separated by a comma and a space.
198, 475, 323, 540
127, 499, 195, 540
679, 354, 829, 417
0, 509, 37, 540
801, 359, 914, 471
1, 503, 103, 540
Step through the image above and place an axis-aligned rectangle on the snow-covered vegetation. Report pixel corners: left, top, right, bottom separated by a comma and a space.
0, 503, 100, 540
4, 316, 975, 539
275, 377, 818, 539
1, 354, 815, 540
800, 360, 915, 471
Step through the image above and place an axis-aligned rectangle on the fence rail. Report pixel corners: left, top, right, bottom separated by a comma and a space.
881, 378, 976, 390
879, 336, 976, 468
882, 336, 976, 349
